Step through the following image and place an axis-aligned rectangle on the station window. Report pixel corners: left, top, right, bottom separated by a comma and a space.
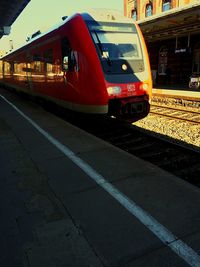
158, 46, 168, 75
162, 0, 171, 11
192, 42, 200, 73
146, 3, 153, 17
131, 9, 137, 20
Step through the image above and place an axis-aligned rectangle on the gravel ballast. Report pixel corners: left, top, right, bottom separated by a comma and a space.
133, 97, 200, 150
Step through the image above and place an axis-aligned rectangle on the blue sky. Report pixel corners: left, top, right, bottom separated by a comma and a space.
0, 0, 124, 52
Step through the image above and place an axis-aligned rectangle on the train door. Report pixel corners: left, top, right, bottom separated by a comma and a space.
61, 37, 71, 86
62, 38, 73, 70
61, 37, 80, 100
61, 37, 79, 72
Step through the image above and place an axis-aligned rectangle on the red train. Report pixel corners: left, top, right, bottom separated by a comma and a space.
0, 10, 152, 122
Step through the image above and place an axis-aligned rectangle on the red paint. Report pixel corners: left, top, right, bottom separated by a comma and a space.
0, 12, 152, 122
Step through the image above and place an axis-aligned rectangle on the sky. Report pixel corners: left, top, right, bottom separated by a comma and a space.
0, 0, 124, 52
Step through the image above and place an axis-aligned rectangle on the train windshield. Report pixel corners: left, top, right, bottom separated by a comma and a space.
87, 21, 144, 75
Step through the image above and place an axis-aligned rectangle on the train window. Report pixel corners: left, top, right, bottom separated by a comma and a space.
44, 49, 53, 64
0, 60, 2, 74
33, 53, 44, 73
14, 63, 19, 74
158, 46, 168, 75
15, 62, 26, 75
63, 56, 69, 71
20, 63, 27, 75
44, 49, 53, 73
33, 54, 41, 61
0, 60, 3, 78
91, 29, 144, 74
92, 32, 142, 60
87, 21, 137, 33
34, 61, 42, 73
4, 61, 11, 75
10, 62, 14, 74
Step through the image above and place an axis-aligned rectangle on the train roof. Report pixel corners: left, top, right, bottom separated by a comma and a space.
81, 9, 134, 24
1, 10, 135, 59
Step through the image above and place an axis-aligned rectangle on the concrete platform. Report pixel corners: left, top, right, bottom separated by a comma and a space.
1, 87, 200, 267
153, 86, 200, 100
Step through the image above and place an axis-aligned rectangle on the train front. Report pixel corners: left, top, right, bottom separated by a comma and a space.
84, 11, 152, 122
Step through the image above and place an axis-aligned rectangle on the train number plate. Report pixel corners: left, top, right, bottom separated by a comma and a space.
191, 78, 198, 82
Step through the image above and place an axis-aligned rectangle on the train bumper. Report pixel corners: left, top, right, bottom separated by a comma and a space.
108, 95, 150, 122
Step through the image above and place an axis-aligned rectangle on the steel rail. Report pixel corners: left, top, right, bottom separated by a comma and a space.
150, 104, 200, 124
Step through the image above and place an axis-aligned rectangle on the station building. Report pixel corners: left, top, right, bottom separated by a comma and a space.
124, 0, 200, 87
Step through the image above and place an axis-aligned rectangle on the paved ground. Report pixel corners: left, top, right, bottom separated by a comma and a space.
1, 88, 200, 267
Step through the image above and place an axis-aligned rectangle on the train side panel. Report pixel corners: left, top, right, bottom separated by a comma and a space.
0, 15, 109, 114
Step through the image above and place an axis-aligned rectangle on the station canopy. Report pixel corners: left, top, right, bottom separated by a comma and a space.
0, 0, 30, 39
138, 2, 200, 42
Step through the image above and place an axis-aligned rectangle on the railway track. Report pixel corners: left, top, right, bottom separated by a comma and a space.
62, 113, 200, 187
150, 104, 200, 124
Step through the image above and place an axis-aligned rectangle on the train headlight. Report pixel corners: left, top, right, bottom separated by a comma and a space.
140, 83, 149, 91
107, 86, 121, 95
